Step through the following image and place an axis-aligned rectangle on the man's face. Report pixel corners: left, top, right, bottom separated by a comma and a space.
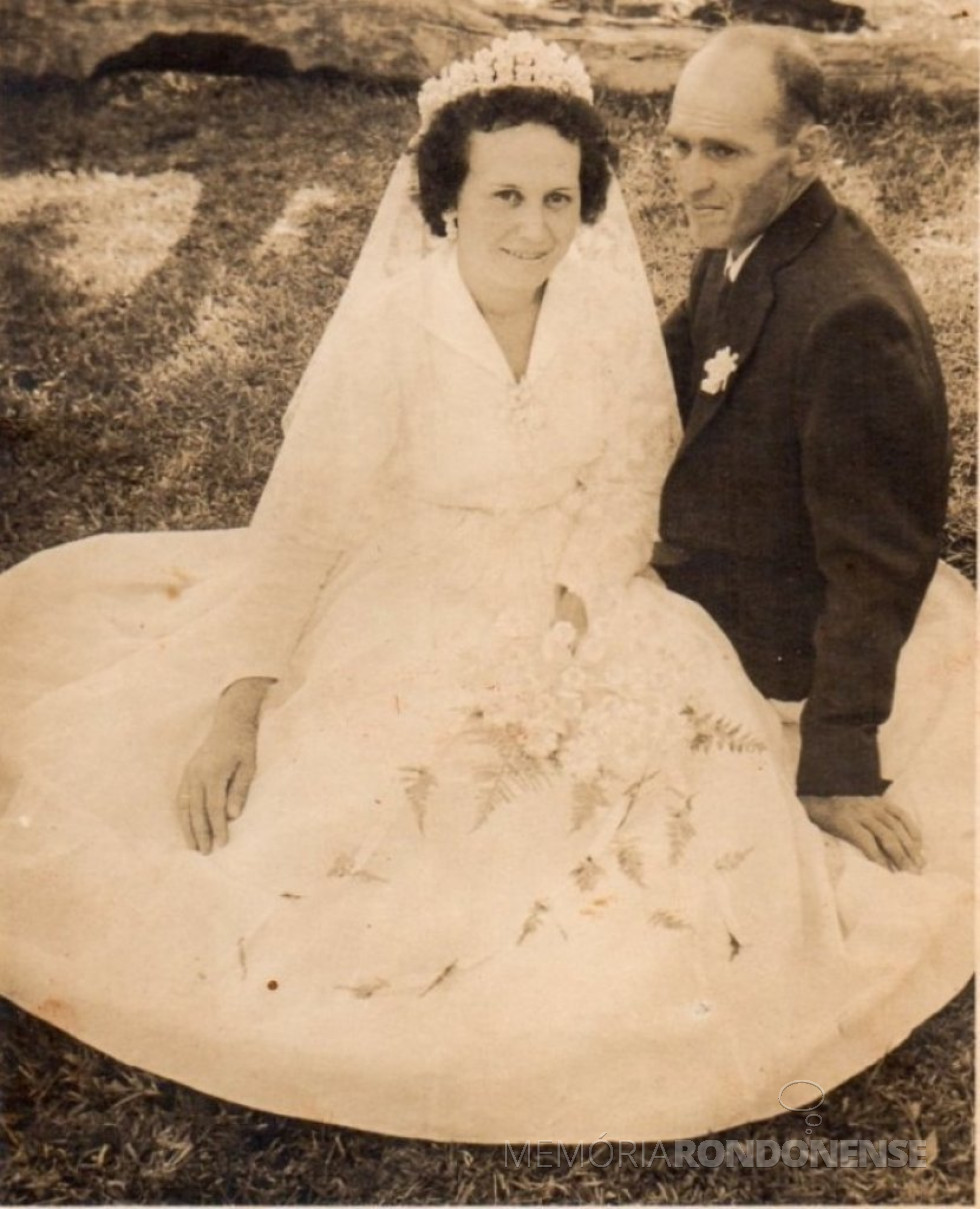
665, 48, 804, 255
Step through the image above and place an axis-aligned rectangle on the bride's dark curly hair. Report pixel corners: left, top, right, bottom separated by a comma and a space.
415, 87, 619, 238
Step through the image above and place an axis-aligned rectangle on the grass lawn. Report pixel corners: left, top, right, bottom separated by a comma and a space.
0, 69, 976, 1204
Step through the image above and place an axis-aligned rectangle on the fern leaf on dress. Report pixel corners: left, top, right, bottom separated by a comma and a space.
571, 856, 603, 893
615, 840, 646, 887
517, 900, 549, 945
649, 908, 690, 931
714, 847, 754, 873
571, 777, 609, 831
400, 765, 437, 834
681, 705, 766, 754
468, 723, 552, 828
667, 796, 696, 866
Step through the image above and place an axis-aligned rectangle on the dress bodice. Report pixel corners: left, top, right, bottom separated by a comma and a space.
228, 242, 679, 684
392, 246, 608, 513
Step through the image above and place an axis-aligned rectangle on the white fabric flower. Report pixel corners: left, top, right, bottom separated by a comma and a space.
700, 346, 740, 395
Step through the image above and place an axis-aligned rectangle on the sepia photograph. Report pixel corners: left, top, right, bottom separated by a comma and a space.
0, 0, 975, 1203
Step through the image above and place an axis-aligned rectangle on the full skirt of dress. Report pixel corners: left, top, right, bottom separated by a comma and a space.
0, 510, 973, 1143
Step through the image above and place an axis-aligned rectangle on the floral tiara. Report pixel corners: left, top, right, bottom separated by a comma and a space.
416, 32, 594, 133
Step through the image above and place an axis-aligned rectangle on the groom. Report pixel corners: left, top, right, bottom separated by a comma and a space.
654, 24, 949, 872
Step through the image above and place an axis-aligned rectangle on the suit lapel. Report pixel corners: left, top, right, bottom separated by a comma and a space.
674, 181, 837, 459
679, 259, 776, 453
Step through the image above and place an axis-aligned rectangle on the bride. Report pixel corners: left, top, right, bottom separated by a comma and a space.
0, 34, 972, 1144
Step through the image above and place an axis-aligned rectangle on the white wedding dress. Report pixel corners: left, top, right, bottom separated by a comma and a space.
0, 179, 973, 1143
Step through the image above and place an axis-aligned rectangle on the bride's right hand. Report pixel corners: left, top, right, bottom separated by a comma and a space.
177, 677, 274, 854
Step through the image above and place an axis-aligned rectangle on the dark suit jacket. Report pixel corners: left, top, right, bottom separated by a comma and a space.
657, 180, 949, 796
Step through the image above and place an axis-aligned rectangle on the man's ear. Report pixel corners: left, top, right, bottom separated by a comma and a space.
791, 123, 830, 177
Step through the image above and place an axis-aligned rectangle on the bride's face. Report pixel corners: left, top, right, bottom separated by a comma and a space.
454, 123, 582, 302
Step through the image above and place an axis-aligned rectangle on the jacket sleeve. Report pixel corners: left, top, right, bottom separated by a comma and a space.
796, 296, 948, 796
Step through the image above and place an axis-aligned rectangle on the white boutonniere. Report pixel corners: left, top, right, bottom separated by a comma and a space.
700, 346, 740, 395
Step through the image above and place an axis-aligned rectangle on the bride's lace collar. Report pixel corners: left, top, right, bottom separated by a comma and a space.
422, 242, 583, 387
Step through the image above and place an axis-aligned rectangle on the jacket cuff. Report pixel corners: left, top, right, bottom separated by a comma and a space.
796, 718, 890, 797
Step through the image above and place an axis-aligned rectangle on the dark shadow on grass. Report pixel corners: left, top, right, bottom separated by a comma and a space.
0, 72, 419, 569
90, 31, 420, 101
0, 76, 314, 565
0, 211, 89, 564
94, 32, 295, 80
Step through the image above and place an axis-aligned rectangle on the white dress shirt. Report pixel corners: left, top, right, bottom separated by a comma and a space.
724, 235, 763, 282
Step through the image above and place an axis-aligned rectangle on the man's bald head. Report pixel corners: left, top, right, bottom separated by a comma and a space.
684, 24, 825, 143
